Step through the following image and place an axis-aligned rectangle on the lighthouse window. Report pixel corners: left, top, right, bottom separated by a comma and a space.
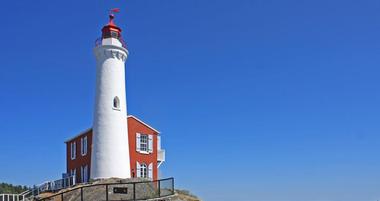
111, 31, 119, 38
113, 96, 120, 109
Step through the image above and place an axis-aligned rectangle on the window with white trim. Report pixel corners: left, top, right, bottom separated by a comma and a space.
81, 136, 88, 156
136, 133, 153, 154
70, 142, 76, 160
140, 163, 147, 178
137, 162, 153, 179
81, 165, 88, 183
70, 168, 76, 177
140, 134, 148, 152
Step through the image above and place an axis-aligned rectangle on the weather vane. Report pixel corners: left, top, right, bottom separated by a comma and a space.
110, 8, 120, 14
108, 8, 121, 24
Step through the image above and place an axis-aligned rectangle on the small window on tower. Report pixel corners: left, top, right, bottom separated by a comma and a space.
113, 96, 120, 110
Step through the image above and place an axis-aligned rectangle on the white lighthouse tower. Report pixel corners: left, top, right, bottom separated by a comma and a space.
91, 12, 131, 179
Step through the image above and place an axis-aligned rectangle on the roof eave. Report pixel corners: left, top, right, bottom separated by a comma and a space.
127, 115, 161, 134
64, 128, 92, 143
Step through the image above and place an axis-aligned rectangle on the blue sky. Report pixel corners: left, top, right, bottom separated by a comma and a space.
0, 0, 380, 200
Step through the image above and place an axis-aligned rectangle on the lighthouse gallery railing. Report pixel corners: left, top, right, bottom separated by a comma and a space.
95, 37, 127, 49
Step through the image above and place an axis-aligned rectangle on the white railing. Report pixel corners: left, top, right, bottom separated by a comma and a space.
0, 190, 32, 201
33, 175, 76, 196
0, 194, 19, 201
0, 175, 76, 200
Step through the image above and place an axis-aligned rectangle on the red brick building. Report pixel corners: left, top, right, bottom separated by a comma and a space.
65, 115, 165, 183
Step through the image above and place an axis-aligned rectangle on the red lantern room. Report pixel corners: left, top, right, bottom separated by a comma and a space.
102, 14, 122, 39
96, 10, 127, 48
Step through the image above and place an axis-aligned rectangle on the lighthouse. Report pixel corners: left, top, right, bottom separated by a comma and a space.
91, 12, 131, 179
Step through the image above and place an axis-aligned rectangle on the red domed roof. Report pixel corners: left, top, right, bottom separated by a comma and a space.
101, 14, 122, 39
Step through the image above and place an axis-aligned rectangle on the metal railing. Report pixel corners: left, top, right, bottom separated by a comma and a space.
32, 175, 76, 196
38, 177, 174, 201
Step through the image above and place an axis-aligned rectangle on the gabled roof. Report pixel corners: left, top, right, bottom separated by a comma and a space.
64, 128, 92, 143
127, 115, 160, 134
64, 115, 160, 143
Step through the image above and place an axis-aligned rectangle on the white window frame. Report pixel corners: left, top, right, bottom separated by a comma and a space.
81, 165, 88, 183
137, 133, 153, 154
70, 168, 76, 177
140, 134, 148, 153
140, 163, 147, 178
81, 136, 88, 156
70, 142, 76, 160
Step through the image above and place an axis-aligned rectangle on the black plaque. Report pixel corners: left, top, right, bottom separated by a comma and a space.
113, 187, 128, 194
